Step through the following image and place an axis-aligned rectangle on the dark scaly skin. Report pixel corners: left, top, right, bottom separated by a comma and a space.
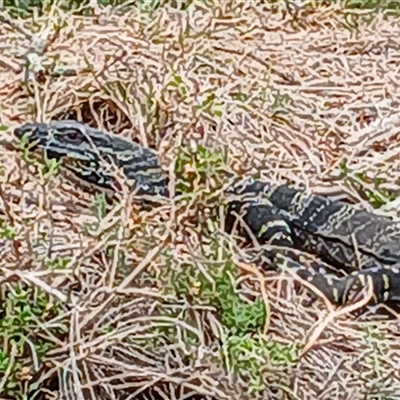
246, 247, 400, 305
12, 120, 400, 307
226, 179, 400, 271
225, 180, 400, 305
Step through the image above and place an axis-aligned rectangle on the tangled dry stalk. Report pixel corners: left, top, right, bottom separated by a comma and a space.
1, 1, 400, 399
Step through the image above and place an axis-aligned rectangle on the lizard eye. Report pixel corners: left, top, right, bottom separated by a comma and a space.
66, 130, 80, 142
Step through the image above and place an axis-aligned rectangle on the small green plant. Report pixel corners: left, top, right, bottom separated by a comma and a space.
82, 192, 111, 235
169, 256, 266, 336
224, 334, 297, 395
48, 257, 71, 270
0, 216, 18, 240
174, 144, 229, 200
16, 133, 62, 186
167, 221, 267, 332
157, 231, 277, 396
0, 284, 68, 398
195, 90, 225, 119
339, 162, 395, 209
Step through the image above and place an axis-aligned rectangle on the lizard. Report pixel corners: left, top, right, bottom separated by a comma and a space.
11, 120, 400, 306
225, 178, 400, 305
14, 121, 169, 198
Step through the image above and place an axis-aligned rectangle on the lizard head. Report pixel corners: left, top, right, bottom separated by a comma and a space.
14, 120, 169, 197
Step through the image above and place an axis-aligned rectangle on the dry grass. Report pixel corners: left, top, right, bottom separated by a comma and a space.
1, 1, 400, 399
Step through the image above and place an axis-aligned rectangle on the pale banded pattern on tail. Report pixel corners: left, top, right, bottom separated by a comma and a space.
342, 265, 400, 304
227, 178, 400, 306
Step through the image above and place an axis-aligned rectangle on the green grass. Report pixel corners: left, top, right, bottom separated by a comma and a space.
0, 284, 68, 398
3, 0, 400, 20
1, 0, 210, 18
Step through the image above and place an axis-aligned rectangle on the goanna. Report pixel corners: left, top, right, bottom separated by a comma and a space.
12, 120, 400, 307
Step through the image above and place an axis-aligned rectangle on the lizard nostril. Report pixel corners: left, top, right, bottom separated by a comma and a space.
14, 125, 36, 139
14, 127, 24, 138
